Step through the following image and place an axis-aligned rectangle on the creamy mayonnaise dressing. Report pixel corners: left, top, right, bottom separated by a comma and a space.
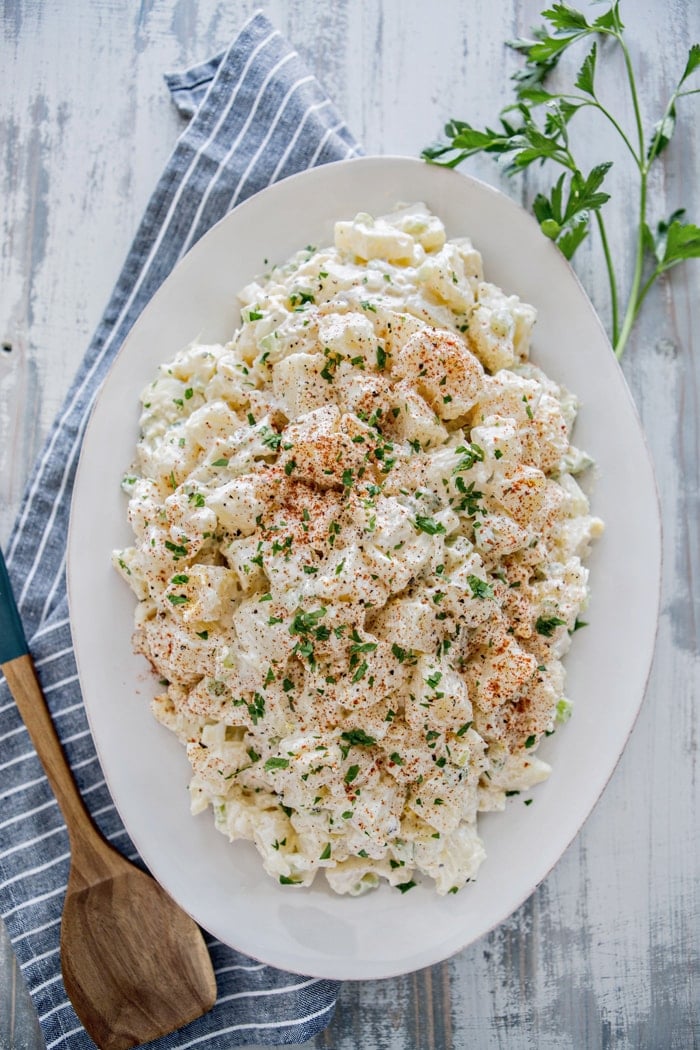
114, 204, 602, 896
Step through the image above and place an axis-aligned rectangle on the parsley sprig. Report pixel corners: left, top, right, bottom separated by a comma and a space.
423, 2, 700, 358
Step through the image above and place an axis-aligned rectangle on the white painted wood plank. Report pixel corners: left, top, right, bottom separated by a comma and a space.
1, 2, 697, 1048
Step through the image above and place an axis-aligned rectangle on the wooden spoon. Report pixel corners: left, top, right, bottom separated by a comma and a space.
0, 552, 217, 1049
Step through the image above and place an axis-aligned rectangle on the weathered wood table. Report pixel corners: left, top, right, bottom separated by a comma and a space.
1, 2, 698, 1047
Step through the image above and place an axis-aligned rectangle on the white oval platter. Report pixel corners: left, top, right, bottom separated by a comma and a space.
68, 156, 661, 980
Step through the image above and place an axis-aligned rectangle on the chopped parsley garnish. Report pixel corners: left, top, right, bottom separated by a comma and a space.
535, 615, 567, 637
344, 764, 360, 784
163, 546, 187, 562
467, 574, 494, 600
293, 639, 315, 664
265, 756, 289, 771
167, 593, 189, 605
247, 693, 265, 725
340, 729, 376, 759
454, 478, 483, 516
454, 442, 485, 472
352, 661, 369, 682
396, 880, 417, 894
290, 607, 327, 635
413, 515, 446, 535
211, 457, 229, 467
320, 843, 332, 860
349, 633, 377, 655
524, 735, 537, 749
392, 643, 418, 665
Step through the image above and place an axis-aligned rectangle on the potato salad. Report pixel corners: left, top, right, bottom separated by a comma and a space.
114, 203, 603, 896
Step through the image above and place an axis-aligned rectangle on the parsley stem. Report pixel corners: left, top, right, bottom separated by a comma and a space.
613, 33, 648, 359
594, 210, 619, 345
615, 173, 647, 359
618, 35, 646, 160
629, 258, 686, 332
558, 140, 619, 342
538, 90, 639, 164
587, 98, 639, 168
629, 268, 661, 326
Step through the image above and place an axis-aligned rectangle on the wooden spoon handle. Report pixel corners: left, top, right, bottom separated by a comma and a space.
1, 550, 114, 879
2, 653, 105, 861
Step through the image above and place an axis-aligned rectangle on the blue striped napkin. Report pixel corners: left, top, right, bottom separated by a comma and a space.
0, 11, 362, 1047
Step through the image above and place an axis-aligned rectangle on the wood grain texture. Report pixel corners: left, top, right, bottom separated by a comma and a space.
1, 2, 698, 1048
